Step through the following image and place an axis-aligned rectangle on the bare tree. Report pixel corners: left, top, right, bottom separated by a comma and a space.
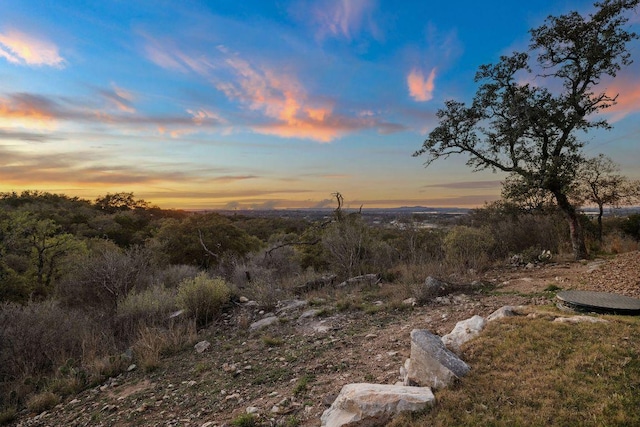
575, 154, 640, 241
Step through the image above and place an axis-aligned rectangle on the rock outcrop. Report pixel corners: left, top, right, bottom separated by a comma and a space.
405, 329, 469, 389
320, 383, 435, 427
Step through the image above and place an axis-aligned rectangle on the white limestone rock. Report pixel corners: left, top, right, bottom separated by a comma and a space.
320, 383, 435, 427
407, 329, 469, 390
441, 315, 486, 354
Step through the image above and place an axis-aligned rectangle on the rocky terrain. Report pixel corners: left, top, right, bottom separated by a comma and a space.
13, 251, 640, 427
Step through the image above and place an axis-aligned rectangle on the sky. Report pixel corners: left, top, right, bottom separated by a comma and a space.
0, 0, 639, 210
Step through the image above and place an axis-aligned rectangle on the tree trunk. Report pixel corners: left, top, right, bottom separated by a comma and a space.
554, 192, 588, 260
597, 203, 604, 243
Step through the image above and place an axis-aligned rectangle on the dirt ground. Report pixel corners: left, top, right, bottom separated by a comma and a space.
13, 251, 640, 427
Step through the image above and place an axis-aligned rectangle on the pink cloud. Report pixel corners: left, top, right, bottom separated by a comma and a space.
604, 78, 640, 122
407, 67, 436, 102
0, 29, 64, 67
217, 57, 343, 141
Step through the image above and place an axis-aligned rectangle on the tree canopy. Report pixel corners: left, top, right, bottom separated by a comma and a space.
414, 0, 639, 259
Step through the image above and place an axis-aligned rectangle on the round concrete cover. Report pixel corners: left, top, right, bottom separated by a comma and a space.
557, 290, 640, 315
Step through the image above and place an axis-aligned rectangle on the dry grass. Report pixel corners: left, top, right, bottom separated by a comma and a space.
133, 321, 198, 372
25, 391, 60, 414
391, 316, 640, 427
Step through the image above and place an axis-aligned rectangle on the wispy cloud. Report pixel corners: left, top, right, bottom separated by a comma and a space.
98, 84, 136, 113
422, 180, 502, 189
143, 36, 216, 74
0, 29, 65, 67
0, 92, 221, 135
407, 67, 437, 102
217, 55, 404, 141
307, 0, 380, 41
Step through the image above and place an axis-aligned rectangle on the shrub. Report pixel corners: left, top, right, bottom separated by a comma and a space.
25, 391, 60, 414
0, 407, 16, 425
231, 413, 257, 427
132, 322, 197, 372
443, 226, 496, 272
156, 264, 201, 288
115, 285, 178, 340
58, 245, 155, 312
0, 301, 112, 382
176, 273, 231, 326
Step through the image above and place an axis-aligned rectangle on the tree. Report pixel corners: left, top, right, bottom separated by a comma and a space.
94, 192, 149, 213
414, 0, 639, 260
154, 213, 262, 268
575, 154, 640, 241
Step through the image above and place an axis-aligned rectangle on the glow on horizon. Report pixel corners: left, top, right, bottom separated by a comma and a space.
0, 0, 638, 210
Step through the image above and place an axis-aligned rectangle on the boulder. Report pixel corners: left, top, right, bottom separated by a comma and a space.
441, 315, 486, 354
406, 329, 469, 389
194, 340, 211, 353
249, 316, 279, 331
320, 383, 435, 427
277, 299, 308, 314
487, 305, 524, 322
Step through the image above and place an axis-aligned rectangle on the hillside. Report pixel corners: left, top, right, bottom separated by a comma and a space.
11, 251, 640, 427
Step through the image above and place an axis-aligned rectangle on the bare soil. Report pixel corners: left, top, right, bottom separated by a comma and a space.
13, 251, 640, 427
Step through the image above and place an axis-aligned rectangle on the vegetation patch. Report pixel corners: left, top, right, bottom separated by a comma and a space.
392, 317, 640, 426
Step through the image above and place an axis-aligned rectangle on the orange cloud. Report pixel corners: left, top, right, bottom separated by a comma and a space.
218, 57, 344, 141
0, 29, 64, 67
0, 93, 57, 129
407, 67, 437, 102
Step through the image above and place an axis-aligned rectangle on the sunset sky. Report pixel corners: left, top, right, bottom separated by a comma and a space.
1, 0, 639, 210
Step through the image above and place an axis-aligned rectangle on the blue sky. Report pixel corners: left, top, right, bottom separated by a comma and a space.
0, 0, 638, 209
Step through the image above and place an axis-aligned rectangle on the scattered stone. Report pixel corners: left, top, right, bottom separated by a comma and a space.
277, 299, 308, 314
69, 399, 80, 405
424, 276, 451, 296
406, 329, 470, 389
365, 333, 378, 339
239, 296, 249, 303
487, 305, 524, 322
299, 309, 322, 320
127, 364, 137, 372
403, 297, 417, 306
168, 309, 185, 319
194, 340, 211, 353
222, 363, 237, 373
441, 315, 486, 354
337, 273, 381, 288
320, 383, 435, 427
296, 275, 337, 293
525, 262, 535, 269
246, 406, 260, 414
201, 422, 215, 427
250, 316, 279, 331
553, 315, 609, 324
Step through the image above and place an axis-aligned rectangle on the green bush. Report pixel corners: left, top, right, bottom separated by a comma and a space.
176, 273, 231, 326
443, 226, 496, 272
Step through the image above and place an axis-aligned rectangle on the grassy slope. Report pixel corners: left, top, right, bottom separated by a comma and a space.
392, 314, 640, 427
